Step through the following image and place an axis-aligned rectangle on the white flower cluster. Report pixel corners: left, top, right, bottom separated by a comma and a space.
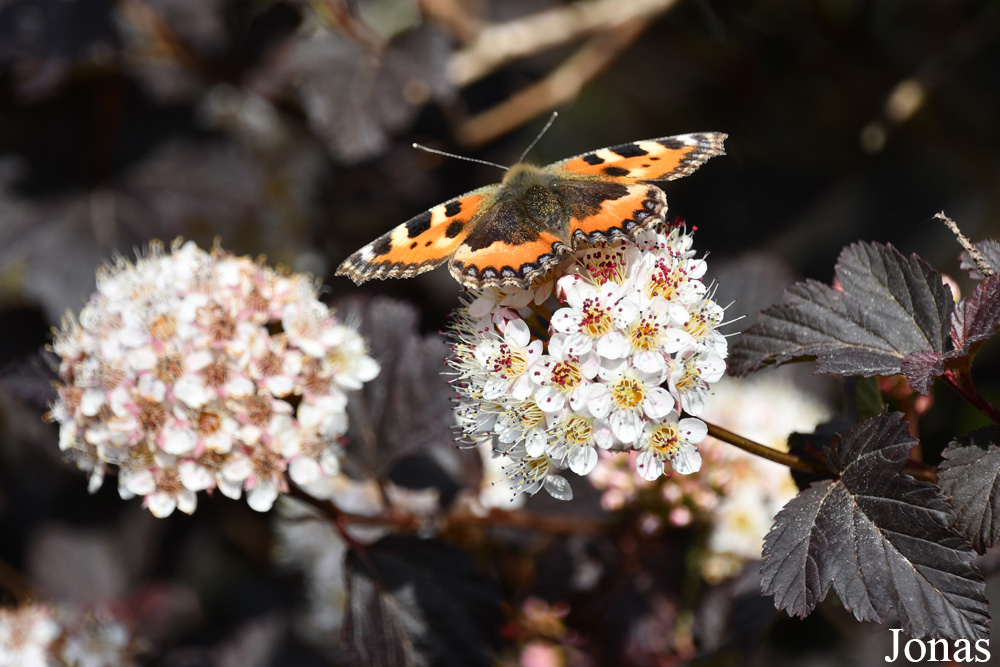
48, 240, 379, 517
447, 225, 727, 500
0, 603, 140, 667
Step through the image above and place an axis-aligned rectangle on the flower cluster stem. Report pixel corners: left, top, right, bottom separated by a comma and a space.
703, 420, 830, 477
703, 419, 937, 483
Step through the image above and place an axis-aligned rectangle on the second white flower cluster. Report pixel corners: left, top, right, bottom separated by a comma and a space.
49, 240, 380, 517
447, 225, 727, 500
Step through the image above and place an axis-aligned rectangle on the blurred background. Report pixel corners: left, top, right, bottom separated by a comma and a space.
1, 0, 999, 664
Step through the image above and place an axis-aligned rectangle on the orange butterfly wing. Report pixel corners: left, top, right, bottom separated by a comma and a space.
551, 132, 725, 246
448, 193, 571, 286
336, 187, 495, 284
553, 132, 727, 181
550, 179, 667, 245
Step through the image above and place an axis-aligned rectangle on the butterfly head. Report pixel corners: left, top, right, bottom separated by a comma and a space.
501, 162, 550, 190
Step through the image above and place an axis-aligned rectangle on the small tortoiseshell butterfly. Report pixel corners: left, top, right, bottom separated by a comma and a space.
336, 132, 726, 290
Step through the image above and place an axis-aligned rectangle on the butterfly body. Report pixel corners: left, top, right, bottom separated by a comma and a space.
336, 132, 726, 290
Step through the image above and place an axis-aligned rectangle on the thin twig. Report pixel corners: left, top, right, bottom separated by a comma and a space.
703, 420, 831, 477
706, 420, 939, 484
417, 0, 484, 44
117, 0, 220, 75
935, 211, 994, 278
448, 0, 680, 87
288, 481, 611, 535
456, 19, 649, 146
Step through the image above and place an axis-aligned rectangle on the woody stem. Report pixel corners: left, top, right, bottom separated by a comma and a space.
703, 420, 830, 476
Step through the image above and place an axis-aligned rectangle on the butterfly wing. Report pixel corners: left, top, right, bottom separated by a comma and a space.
551, 132, 726, 182
449, 193, 571, 289
336, 185, 498, 284
551, 178, 667, 246
547, 132, 724, 246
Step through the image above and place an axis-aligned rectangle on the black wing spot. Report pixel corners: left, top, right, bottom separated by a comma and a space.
425, 240, 433, 247
611, 144, 648, 158
409, 241, 418, 249
445, 220, 465, 238
657, 138, 685, 150
649, 156, 660, 161
372, 237, 393, 256
603, 166, 630, 177
405, 211, 432, 238
582, 154, 605, 166
444, 200, 462, 217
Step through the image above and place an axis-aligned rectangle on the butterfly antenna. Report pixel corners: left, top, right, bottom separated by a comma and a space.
412, 144, 508, 171
516, 111, 559, 163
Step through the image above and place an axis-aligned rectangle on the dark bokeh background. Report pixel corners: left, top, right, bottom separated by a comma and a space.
1, 0, 999, 664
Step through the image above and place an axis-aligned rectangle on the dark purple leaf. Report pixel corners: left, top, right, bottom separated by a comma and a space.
899, 349, 946, 395
899, 274, 1000, 394
761, 411, 988, 640
0, 138, 305, 322
950, 274, 1000, 359
785, 419, 845, 491
939, 427, 1000, 553
959, 239, 1000, 281
251, 24, 453, 163
730, 242, 953, 378
0, 354, 57, 410
343, 535, 501, 667
0, 0, 118, 101
338, 297, 478, 495
117, 0, 231, 103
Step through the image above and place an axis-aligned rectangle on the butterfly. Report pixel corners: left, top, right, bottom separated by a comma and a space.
336, 132, 726, 290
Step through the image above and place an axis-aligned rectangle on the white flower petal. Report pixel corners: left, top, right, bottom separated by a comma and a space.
535, 386, 566, 413
543, 474, 573, 501
568, 445, 598, 476
176, 489, 198, 514
80, 389, 106, 417
224, 376, 255, 399
636, 449, 664, 481
595, 331, 629, 360
610, 409, 643, 444
678, 417, 708, 443
217, 478, 243, 500
504, 318, 530, 348
264, 375, 294, 397
247, 482, 279, 512
185, 349, 214, 371
122, 469, 156, 496
289, 457, 322, 485
146, 492, 177, 518
670, 444, 702, 474
643, 387, 675, 420
174, 375, 210, 408
179, 461, 214, 491
587, 385, 611, 419
162, 425, 196, 455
